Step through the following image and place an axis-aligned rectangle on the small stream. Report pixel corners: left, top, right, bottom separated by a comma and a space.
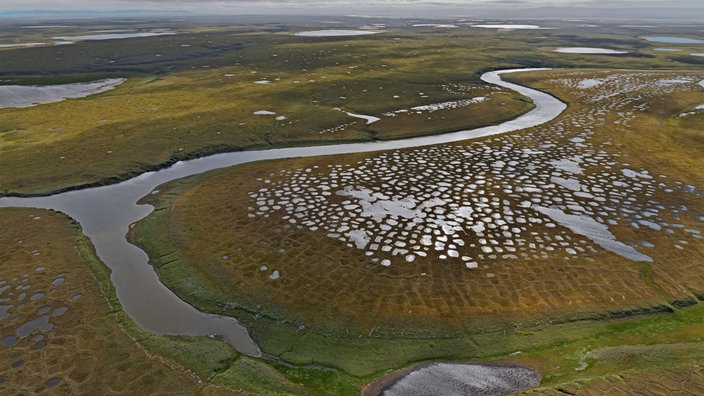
0, 69, 566, 355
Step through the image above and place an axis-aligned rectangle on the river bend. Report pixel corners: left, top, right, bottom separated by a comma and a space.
0, 69, 566, 355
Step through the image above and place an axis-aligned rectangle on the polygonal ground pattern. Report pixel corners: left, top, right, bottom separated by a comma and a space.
158, 70, 704, 336
534, 365, 704, 395
0, 208, 196, 393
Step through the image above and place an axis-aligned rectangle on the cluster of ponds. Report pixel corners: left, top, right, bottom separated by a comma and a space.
0, 236, 77, 390
383, 96, 487, 117
249, 71, 703, 271
1, 69, 702, 395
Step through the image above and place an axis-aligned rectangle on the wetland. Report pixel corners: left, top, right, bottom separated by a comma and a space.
1, 15, 703, 395
0, 68, 563, 356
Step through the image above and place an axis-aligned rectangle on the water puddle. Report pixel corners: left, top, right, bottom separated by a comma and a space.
0, 336, 18, 347
16, 315, 53, 337
45, 377, 60, 388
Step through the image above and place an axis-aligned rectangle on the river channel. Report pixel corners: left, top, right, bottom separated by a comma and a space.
0, 69, 566, 356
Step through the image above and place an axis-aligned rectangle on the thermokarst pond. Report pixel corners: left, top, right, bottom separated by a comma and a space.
52, 30, 175, 41
643, 36, 704, 44
0, 79, 126, 109
554, 47, 628, 54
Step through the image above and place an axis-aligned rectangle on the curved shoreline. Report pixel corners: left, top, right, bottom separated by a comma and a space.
364, 360, 541, 396
1, 91, 537, 199
0, 68, 566, 355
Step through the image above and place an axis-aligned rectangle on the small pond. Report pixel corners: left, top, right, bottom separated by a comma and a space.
643, 36, 704, 44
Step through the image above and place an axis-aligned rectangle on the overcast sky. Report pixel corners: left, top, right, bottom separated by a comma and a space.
2, 0, 702, 18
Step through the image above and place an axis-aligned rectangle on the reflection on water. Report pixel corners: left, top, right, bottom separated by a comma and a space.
0, 79, 125, 109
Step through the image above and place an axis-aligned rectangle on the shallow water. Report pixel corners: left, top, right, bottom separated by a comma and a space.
0, 69, 564, 355
16, 315, 52, 337
471, 24, 542, 29
643, 36, 704, 44
344, 111, 380, 124
294, 30, 381, 37
0, 79, 125, 109
382, 362, 540, 396
0, 42, 46, 49
554, 47, 627, 54
52, 31, 174, 41
533, 205, 652, 262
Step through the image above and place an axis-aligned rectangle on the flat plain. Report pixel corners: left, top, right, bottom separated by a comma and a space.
1, 16, 704, 395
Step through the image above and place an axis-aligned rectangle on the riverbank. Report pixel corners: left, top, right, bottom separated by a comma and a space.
0, 68, 566, 360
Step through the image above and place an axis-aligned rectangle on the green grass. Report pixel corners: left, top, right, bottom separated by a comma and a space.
2, 21, 703, 196
73, 209, 241, 380
33, 208, 371, 394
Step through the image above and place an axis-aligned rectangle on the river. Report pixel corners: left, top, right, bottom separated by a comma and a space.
0, 68, 566, 356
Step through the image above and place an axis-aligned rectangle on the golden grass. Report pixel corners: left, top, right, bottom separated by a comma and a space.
137, 69, 704, 345
0, 208, 198, 393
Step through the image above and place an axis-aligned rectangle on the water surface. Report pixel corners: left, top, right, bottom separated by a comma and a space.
643, 36, 704, 44
0, 79, 125, 109
52, 31, 174, 41
382, 362, 539, 396
554, 47, 627, 54
0, 69, 565, 355
294, 30, 381, 37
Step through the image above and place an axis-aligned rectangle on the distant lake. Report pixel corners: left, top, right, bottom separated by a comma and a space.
471, 24, 543, 29
294, 30, 380, 37
643, 36, 704, 44
554, 47, 627, 54
0, 69, 565, 356
0, 78, 125, 109
53, 31, 174, 41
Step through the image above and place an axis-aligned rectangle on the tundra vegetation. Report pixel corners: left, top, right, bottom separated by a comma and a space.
1, 16, 703, 394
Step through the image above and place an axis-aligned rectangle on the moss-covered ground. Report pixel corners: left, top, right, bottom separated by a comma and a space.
133, 67, 704, 393
3, 209, 703, 395
2, 17, 704, 395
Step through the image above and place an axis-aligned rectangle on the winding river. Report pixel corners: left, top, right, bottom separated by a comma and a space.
0, 69, 566, 356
